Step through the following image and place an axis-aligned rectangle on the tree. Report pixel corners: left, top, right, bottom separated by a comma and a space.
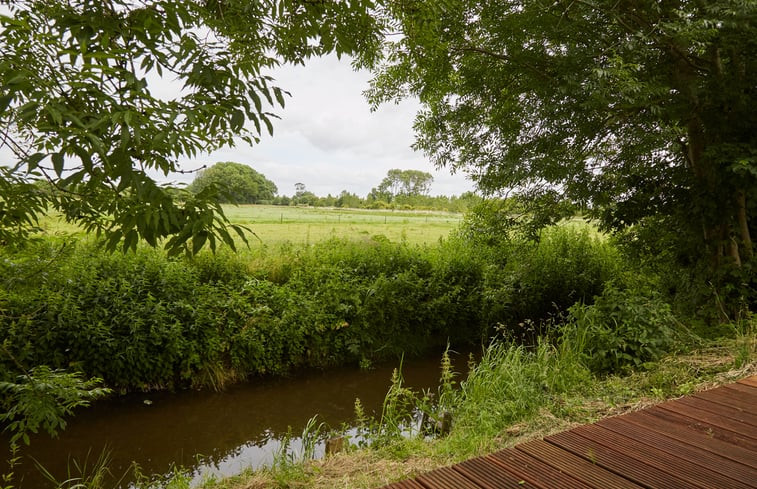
368, 1, 756, 276
188, 162, 277, 204
376, 169, 434, 201
336, 190, 363, 208
0, 0, 383, 254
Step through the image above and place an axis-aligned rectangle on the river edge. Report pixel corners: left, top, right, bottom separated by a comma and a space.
1, 347, 479, 489
193, 336, 755, 489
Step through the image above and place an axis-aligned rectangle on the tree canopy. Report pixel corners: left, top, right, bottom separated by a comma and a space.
0, 0, 382, 254
376, 168, 434, 200
188, 162, 277, 204
368, 0, 756, 274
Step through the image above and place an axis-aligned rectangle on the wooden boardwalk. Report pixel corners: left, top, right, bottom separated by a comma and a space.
383, 375, 757, 489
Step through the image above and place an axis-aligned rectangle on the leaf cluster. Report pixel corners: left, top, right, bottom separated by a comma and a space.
0, 366, 109, 445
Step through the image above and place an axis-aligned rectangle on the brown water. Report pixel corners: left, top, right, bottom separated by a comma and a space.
2, 349, 474, 488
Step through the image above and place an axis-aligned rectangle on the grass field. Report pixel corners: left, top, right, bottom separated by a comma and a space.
37, 205, 464, 247
226, 205, 463, 246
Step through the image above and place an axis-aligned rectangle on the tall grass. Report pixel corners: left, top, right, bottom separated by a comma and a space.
34, 449, 116, 489
437, 338, 590, 456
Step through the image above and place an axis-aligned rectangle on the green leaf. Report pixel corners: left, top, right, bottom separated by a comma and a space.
262, 115, 273, 136
0, 93, 13, 113
192, 231, 208, 255
25, 153, 46, 172
51, 152, 65, 176
230, 109, 244, 130
123, 229, 138, 253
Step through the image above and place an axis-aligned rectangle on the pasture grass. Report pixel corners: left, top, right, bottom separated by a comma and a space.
35, 205, 463, 247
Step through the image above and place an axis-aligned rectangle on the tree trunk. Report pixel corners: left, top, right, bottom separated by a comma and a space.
736, 190, 753, 261
728, 236, 742, 267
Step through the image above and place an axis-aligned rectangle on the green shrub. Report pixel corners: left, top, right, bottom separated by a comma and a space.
563, 284, 679, 373
0, 237, 493, 390
482, 225, 622, 335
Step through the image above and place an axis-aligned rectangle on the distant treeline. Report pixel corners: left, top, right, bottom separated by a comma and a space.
268, 190, 482, 212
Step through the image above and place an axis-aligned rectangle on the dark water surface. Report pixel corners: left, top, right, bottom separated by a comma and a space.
3, 349, 474, 488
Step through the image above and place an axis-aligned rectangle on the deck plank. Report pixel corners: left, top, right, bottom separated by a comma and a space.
695, 385, 757, 411
454, 456, 539, 488
737, 375, 757, 388
515, 439, 643, 489
546, 430, 701, 488
675, 394, 757, 426
598, 415, 757, 485
724, 382, 757, 398
627, 409, 757, 468
416, 466, 482, 489
488, 449, 593, 488
655, 401, 757, 441
382, 480, 427, 489
570, 423, 755, 489
646, 405, 757, 452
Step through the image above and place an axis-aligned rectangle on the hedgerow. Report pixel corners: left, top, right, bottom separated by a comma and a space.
0, 226, 622, 391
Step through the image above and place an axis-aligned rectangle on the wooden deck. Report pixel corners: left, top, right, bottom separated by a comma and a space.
382, 375, 757, 489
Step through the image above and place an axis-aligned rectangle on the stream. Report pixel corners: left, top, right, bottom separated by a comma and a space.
2, 349, 473, 488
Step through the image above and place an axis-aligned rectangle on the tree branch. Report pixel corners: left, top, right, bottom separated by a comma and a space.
454, 45, 555, 81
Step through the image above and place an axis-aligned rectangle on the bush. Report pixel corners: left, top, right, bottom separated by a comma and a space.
482, 225, 622, 335
0, 237, 492, 391
563, 283, 679, 373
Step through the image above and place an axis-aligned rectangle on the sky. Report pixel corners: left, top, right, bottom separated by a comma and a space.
166, 55, 476, 198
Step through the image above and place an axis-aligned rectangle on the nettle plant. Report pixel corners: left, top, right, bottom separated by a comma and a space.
0, 364, 110, 446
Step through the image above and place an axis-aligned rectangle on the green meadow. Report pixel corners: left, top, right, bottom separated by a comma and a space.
36, 205, 463, 247
225, 205, 463, 245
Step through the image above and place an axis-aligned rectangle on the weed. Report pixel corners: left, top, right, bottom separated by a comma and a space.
33, 448, 120, 489
562, 284, 680, 373
0, 444, 19, 489
732, 310, 756, 368
273, 415, 326, 469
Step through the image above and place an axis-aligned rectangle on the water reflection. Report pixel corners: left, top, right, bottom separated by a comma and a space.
2, 349, 474, 488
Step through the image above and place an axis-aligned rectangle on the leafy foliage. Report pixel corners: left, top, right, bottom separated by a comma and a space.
0, 366, 109, 445
479, 225, 621, 336
564, 284, 680, 373
0, 226, 621, 391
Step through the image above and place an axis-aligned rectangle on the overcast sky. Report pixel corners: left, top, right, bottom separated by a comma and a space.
168, 55, 475, 198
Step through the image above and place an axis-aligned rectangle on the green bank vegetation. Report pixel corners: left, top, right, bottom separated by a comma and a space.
1, 223, 617, 392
